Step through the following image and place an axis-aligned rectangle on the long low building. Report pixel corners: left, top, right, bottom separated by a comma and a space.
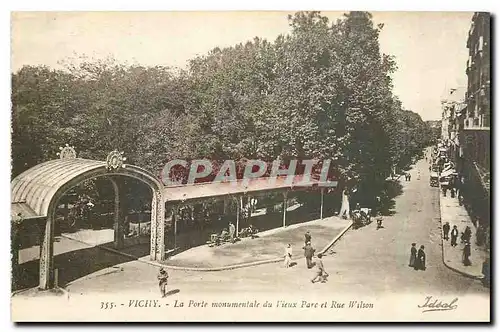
11, 150, 339, 290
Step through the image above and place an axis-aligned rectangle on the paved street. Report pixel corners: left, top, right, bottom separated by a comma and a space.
63, 156, 488, 298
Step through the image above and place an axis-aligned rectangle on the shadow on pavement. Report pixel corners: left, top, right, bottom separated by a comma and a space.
166, 289, 180, 296
12, 242, 141, 292
379, 179, 404, 216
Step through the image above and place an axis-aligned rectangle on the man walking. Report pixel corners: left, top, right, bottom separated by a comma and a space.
304, 231, 311, 245
284, 244, 292, 268
408, 243, 417, 268
157, 267, 169, 298
463, 226, 472, 244
451, 225, 459, 247
311, 254, 328, 283
443, 222, 450, 241
302, 241, 315, 269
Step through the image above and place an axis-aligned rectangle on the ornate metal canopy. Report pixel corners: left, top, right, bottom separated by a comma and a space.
11, 149, 161, 221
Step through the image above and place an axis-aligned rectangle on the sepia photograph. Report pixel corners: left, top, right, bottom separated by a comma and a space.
9, 10, 491, 322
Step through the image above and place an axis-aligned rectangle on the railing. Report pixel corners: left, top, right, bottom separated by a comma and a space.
126, 212, 152, 237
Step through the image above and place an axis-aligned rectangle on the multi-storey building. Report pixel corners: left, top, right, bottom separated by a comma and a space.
440, 87, 466, 163
463, 12, 491, 169
458, 12, 490, 242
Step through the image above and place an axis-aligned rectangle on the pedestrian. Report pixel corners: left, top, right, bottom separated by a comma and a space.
442, 185, 448, 197
463, 226, 472, 243
408, 243, 417, 268
339, 189, 350, 219
228, 222, 236, 242
375, 195, 381, 215
376, 214, 383, 230
302, 241, 315, 269
482, 257, 490, 287
451, 225, 459, 247
463, 242, 471, 266
417, 171, 421, 180
284, 244, 292, 268
311, 253, 328, 283
157, 267, 169, 298
304, 231, 311, 245
408, 173, 411, 181
443, 222, 450, 240
414, 245, 426, 271
450, 187, 456, 198
220, 228, 229, 242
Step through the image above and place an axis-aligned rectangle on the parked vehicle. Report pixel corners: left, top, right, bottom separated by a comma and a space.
430, 171, 439, 187
352, 208, 372, 229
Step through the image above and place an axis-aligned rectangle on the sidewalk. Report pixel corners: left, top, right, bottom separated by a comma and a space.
439, 190, 486, 279
161, 216, 352, 270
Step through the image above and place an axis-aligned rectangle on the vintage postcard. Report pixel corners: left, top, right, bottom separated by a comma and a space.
10, 11, 490, 322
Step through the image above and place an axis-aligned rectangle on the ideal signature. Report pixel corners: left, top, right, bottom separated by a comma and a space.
418, 296, 458, 313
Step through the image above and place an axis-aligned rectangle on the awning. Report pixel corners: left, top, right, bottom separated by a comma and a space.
441, 169, 457, 178
163, 175, 337, 203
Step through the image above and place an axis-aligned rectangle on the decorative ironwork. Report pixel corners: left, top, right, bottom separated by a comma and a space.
106, 150, 127, 171
57, 144, 77, 159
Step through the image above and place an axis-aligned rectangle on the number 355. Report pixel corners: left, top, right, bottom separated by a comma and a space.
100, 302, 116, 309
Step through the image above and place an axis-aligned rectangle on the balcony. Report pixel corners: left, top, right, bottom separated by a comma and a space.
463, 116, 490, 131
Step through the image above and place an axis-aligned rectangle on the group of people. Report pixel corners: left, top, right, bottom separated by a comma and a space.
210, 222, 237, 245
404, 172, 412, 181
283, 231, 329, 284
408, 243, 426, 271
443, 222, 472, 266
211, 222, 260, 246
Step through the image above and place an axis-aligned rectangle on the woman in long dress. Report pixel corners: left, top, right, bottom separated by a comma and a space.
409, 243, 417, 267
284, 244, 292, 268
462, 242, 471, 266
415, 245, 426, 271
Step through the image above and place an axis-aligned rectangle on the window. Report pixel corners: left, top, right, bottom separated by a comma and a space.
483, 113, 490, 127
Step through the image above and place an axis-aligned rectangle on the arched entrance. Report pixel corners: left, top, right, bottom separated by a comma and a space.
11, 148, 165, 290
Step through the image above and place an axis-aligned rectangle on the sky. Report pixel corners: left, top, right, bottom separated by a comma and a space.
11, 11, 473, 120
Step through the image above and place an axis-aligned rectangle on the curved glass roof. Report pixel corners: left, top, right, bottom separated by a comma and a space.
11, 158, 106, 219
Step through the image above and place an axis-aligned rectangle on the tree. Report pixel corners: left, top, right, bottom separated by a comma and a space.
11, 11, 433, 212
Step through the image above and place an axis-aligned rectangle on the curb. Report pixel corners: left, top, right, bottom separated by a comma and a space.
155, 220, 354, 272
61, 219, 353, 274
144, 256, 285, 272
11, 286, 69, 298
438, 186, 484, 280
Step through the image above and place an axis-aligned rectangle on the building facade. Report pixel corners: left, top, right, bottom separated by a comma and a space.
459, 12, 490, 244
440, 88, 466, 164
464, 12, 491, 168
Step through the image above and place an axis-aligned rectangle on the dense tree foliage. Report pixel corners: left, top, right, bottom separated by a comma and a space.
11, 11, 433, 206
